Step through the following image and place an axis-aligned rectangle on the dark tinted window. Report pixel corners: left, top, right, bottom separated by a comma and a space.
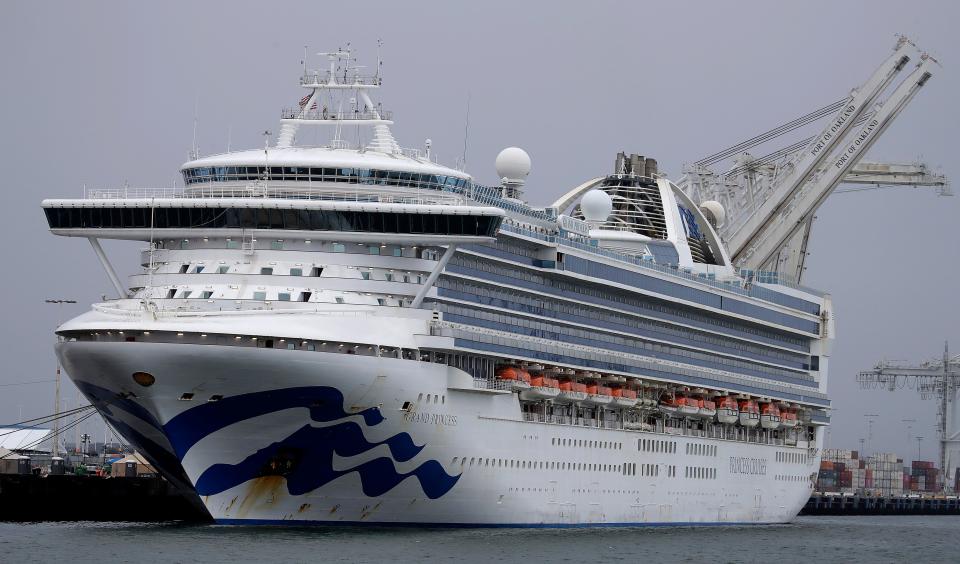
44, 207, 500, 237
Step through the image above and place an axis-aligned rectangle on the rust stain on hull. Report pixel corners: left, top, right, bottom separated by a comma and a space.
235, 476, 286, 518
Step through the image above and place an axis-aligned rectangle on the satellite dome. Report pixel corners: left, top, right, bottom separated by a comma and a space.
699, 200, 726, 228
581, 189, 613, 223
495, 147, 531, 181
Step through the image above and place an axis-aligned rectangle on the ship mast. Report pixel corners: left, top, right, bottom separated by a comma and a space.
275, 48, 398, 154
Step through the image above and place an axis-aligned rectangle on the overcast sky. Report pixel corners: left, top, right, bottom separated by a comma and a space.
1, 1, 957, 461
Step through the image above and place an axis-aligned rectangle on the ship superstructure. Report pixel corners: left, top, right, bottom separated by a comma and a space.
43, 48, 832, 525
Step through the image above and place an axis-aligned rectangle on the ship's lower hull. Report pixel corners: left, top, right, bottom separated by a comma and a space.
58, 340, 818, 526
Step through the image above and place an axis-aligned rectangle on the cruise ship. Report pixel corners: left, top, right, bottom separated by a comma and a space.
43, 50, 831, 526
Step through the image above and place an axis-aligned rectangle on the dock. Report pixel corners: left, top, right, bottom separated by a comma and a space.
801, 493, 960, 515
0, 474, 209, 522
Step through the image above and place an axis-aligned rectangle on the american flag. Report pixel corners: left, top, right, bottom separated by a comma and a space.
299, 94, 318, 110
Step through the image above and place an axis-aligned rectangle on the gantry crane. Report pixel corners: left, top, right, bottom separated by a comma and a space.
679, 36, 946, 283
857, 343, 960, 492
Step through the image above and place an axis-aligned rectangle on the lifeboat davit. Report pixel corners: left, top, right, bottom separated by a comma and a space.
716, 395, 740, 425
696, 398, 717, 420
738, 398, 760, 428
520, 375, 560, 400
583, 383, 613, 406
495, 366, 530, 391
611, 388, 638, 408
556, 380, 587, 403
760, 401, 781, 430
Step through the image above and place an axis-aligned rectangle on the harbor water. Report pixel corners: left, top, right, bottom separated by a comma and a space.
1, 516, 957, 563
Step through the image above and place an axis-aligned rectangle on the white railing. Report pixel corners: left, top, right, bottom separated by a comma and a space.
300, 72, 381, 87
281, 108, 393, 121
83, 185, 465, 206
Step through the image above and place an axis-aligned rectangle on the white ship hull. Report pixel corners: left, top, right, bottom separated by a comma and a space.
58, 338, 819, 526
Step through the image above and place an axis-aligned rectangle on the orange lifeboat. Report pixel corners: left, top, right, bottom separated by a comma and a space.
760, 401, 781, 430
521, 374, 560, 401
716, 395, 740, 425
495, 366, 530, 391
780, 406, 798, 428
696, 398, 717, 420
678, 395, 699, 417
557, 379, 587, 403
661, 394, 698, 417
659, 394, 680, 416
738, 398, 760, 428
611, 387, 638, 408
583, 382, 613, 406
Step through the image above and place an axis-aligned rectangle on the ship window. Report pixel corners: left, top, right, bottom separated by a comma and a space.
335, 297, 344, 304
300, 292, 312, 302
166, 289, 176, 299
361, 272, 370, 280
179, 264, 189, 274
393, 248, 403, 257
290, 268, 302, 277
333, 243, 345, 253
201, 291, 213, 299
178, 393, 194, 401
271, 240, 283, 250
227, 240, 240, 249
217, 266, 229, 274
253, 291, 267, 301
278, 293, 291, 301
260, 267, 273, 275
377, 298, 386, 306
384, 273, 393, 282
181, 290, 192, 298
368, 246, 380, 255
310, 267, 323, 277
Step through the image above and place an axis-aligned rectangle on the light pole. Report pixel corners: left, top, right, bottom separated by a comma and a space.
917, 436, 924, 461
863, 413, 879, 455
45, 298, 76, 458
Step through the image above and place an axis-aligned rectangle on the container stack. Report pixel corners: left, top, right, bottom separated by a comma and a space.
820, 449, 868, 493
865, 453, 904, 496
907, 461, 941, 493
817, 460, 838, 492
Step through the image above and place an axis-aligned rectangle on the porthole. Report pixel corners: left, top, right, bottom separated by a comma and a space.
132, 371, 155, 387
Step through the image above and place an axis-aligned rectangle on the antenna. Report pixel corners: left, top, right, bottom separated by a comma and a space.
227, 125, 232, 152
376, 39, 383, 83
461, 92, 471, 171
190, 96, 200, 160
262, 130, 271, 191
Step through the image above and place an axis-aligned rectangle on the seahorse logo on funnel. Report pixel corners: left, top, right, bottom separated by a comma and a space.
163, 386, 461, 499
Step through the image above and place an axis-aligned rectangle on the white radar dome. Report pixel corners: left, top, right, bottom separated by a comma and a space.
495, 147, 531, 181
699, 200, 726, 228
581, 189, 613, 223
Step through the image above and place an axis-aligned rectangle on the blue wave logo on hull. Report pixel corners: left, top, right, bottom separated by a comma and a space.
72, 380, 191, 486
164, 386, 460, 499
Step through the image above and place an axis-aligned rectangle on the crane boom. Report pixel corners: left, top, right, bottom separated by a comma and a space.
736, 56, 935, 271
859, 344, 960, 493
724, 38, 913, 260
